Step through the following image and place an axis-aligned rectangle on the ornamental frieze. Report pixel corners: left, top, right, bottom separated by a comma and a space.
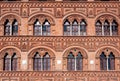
0, 36, 120, 52
0, 2, 119, 18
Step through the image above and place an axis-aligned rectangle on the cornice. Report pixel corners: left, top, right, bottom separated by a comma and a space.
0, 71, 119, 77
0, 2, 119, 8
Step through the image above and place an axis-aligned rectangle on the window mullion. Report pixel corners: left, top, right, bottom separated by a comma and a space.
75, 57, 76, 71
70, 24, 72, 36
78, 24, 80, 36
107, 56, 109, 71
102, 23, 104, 36
41, 57, 43, 71
110, 23, 112, 36
10, 24, 12, 36
41, 25, 42, 35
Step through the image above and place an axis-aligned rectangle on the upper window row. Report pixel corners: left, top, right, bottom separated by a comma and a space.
1, 0, 119, 1
3, 19, 118, 36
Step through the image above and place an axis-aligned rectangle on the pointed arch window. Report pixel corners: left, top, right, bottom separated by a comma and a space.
4, 19, 19, 36
72, 19, 79, 35
63, 19, 87, 36
42, 20, 50, 36
63, 19, 71, 36
100, 52, 107, 70
112, 20, 118, 35
4, 53, 11, 71
95, 20, 102, 36
76, 52, 83, 70
108, 52, 115, 70
100, 52, 115, 70
3, 53, 18, 71
80, 19, 87, 36
4, 19, 11, 36
34, 19, 42, 36
43, 52, 50, 71
33, 52, 41, 71
67, 52, 75, 70
12, 19, 18, 36
104, 20, 110, 36
11, 53, 17, 71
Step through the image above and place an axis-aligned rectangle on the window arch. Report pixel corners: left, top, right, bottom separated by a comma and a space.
32, 51, 51, 71
67, 52, 83, 71
33, 19, 50, 36
100, 52, 115, 70
3, 53, 18, 71
63, 19, 87, 36
95, 15, 118, 36
4, 19, 18, 36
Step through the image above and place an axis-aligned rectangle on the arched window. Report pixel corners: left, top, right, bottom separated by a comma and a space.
67, 52, 75, 70
43, 52, 50, 71
100, 52, 115, 70
104, 20, 110, 36
72, 19, 78, 36
112, 20, 118, 35
4, 19, 11, 36
95, 20, 102, 36
100, 52, 107, 70
12, 19, 18, 36
76, 52, 83, 70
108, 52, 115, 70
34, 19, 42, 36
3, 53, 11, 71
33, 52, 41, 71
80, 19, 87, 36
63, 19, 71, 36
11, 53, 17, 71
42, 20, 50, 36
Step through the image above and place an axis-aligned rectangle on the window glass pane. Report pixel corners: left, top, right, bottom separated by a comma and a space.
43, 53, 50, 71
100, 52, 107, 70
34, 19, 42, 36
63, 19, 70, 36
67, 52, 75, 70
104, 20, 110, 36
33, 52, 41, 71
4, 19, 11, 36
96, 20, 102, 36
108, 52, 115, 70
80, 19, 86, 36
4, 53, 11, 71
76, 52, 83, 70
112, 20, 118, 35
12, 20, 18, 36
42, 20, 50, 36
11, 53, 17, 71
72, 20, 78, 36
